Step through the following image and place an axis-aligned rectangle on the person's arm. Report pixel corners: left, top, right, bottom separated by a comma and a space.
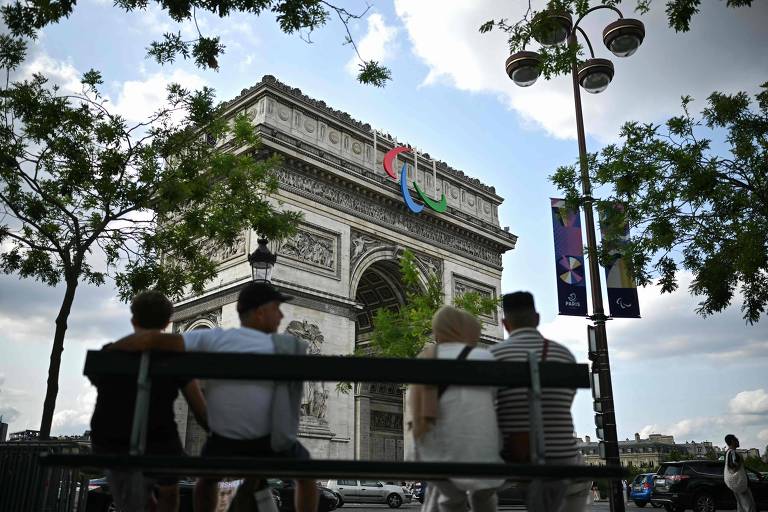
106, 331, 185, 352
182, 379, 209, 432
727, 450, 741, 470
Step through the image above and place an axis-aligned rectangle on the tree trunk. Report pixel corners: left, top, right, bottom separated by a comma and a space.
39, 277, 79, 439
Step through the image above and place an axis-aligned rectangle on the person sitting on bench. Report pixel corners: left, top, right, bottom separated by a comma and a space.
406, 305, 504, 512
90, 290, 208, 512
109, 282, 319, 512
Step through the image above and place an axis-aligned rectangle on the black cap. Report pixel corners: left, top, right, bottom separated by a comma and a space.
502, 291, 536, 312
237, 282, 293, 314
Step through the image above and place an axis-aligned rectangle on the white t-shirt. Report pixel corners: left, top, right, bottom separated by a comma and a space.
183, 327, 275, 440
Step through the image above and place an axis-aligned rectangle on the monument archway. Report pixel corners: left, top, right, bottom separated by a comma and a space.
353, 259, 408, 461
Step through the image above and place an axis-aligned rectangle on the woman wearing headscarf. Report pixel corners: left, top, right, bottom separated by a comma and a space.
405, 305, 504, 512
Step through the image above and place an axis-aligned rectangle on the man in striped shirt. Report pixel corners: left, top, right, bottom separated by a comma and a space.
491, 291, 585, 512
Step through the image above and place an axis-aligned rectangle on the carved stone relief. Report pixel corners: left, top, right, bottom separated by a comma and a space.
286, 320, 328, 421
275, 168, 503, 268
173, 308, 222, 333
371, 411, 403, 432
205, 232, 246, 265
452, 274, 498, 324
350, 230, 387, 267
280, 223, 340, 279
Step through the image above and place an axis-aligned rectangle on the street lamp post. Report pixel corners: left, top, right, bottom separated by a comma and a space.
506, 7, 645, 512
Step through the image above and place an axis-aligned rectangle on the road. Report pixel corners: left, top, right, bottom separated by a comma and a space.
340, 500, 645, 512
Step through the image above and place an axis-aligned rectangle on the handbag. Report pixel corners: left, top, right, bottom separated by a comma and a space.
499, 338, 550, 463
724, 449, 748, 493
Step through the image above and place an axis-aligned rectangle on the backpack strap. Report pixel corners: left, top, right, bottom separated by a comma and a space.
437, 345, 474, 399
541, 338, 550, 361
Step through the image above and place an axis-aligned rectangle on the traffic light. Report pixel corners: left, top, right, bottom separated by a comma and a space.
595, 412, 605, 439
587, 325, 599, 361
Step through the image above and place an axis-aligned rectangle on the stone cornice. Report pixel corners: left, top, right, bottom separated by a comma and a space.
273, 163, 509, 269
255, 128, 518, 250
221, 75, 502, 198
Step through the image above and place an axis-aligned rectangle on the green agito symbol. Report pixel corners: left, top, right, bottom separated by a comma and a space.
382, 146, 447, 214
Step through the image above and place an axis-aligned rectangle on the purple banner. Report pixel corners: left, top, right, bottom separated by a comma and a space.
551, 199, 588, 316
599, 205, 641, 318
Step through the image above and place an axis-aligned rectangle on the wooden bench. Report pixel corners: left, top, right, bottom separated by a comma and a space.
40, 350, 625, 482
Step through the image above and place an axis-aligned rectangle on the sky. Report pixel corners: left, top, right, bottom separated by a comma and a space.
1, 0, 767, 452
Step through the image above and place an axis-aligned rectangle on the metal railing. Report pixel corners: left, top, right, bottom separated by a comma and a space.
0, 441, 90, 512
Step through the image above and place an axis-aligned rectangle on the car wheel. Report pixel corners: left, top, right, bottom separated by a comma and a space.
334, 493, 344, 507
635, 502, 648, 507
387, 493, 403, 508
694, 494, 715, 512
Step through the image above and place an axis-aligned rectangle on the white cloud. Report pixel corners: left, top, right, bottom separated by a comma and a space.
111, 69, 207, 124
636, 388, 768, 448
52, 387, 96, 435
394, 0, 768, 142
539, 272, 768, 364
22, 53, 82, 94
345, 13, 399, 77
729, 389, 768, 415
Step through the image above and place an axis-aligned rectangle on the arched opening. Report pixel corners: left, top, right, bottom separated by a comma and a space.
353, 260, 407, 461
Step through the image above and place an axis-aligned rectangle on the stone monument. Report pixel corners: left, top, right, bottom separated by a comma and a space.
171, 75, 518, 460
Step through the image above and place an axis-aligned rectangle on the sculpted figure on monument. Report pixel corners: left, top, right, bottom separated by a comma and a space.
286, 320, 328, 420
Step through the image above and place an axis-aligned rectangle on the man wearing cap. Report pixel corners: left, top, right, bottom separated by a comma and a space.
490, 291, 585, 512
109, 281, 318, 512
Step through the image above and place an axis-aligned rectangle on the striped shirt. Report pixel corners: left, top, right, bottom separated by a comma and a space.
490, 327, 578, 462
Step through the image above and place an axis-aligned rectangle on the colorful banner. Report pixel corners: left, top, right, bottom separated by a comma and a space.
599, 205, 641, 318
551, 199, 588, 316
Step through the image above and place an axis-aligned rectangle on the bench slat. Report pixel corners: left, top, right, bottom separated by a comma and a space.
84, 352, 590, 388
39, 454, 624, 480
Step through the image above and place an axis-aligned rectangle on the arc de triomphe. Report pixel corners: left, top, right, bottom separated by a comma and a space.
171, 75, 518, 461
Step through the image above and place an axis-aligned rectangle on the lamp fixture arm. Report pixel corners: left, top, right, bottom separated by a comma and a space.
574, 26, 596, 58
572, 4, 624, 32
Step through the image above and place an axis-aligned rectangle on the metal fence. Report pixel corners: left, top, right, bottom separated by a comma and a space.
0, 441, 90, 512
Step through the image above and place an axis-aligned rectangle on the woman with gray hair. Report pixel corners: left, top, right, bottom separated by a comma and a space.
406, 305, 504, 512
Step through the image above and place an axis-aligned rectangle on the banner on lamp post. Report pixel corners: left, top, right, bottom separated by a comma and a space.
550, 198, 588, 316
599, 205, 641, 318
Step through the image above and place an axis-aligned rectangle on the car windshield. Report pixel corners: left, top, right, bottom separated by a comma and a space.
662, 466, 682, 476
632, 475, 645, 484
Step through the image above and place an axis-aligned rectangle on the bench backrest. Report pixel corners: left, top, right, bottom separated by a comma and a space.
83, 350, 590, 464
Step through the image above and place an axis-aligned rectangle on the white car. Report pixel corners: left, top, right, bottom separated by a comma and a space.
325, 479, 412, 508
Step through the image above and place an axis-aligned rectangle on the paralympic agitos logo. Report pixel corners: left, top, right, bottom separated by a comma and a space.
382, 146, 447, 214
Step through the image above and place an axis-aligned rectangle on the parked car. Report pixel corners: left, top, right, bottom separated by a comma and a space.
630, 473, 662, 508
411, 481, 426, 504
269, 479, 338, 512
651, 460, 768, 512
325, 479, 413, 508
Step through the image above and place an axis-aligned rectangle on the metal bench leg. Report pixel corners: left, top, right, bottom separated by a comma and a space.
528, 350, 546, 465
130, 351, 152, 456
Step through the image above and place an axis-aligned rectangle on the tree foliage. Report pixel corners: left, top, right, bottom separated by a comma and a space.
367, 249, 500, 359
480, 0, 755, 80
0, 35, 300, 436
551, 84, 768, 324
1, 0, 392, 86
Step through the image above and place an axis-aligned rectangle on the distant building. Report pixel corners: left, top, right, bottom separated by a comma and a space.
577, 432, 725, 468
0, 421, 7, 442
9, 430, 39, 442
737, 448, 760, 459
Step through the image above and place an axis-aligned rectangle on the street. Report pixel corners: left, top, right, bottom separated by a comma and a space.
341, 500, 641, 512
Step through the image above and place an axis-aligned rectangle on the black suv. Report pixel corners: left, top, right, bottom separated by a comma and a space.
651, 460, 768, 512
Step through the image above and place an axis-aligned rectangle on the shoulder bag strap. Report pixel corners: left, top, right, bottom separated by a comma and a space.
541, 338, 550, 361
437, 345, 474, 399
